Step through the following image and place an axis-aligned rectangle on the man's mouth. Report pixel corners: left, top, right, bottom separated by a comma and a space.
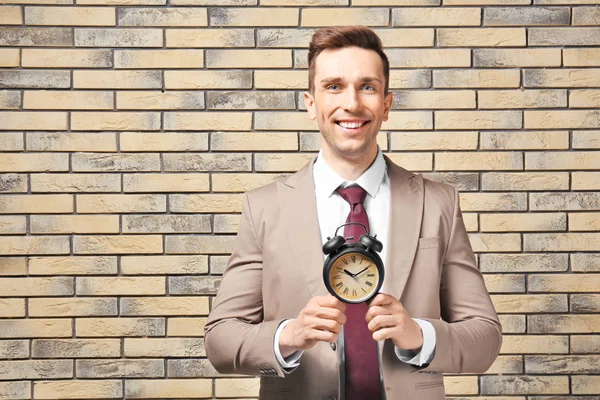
335, 120, 371, 130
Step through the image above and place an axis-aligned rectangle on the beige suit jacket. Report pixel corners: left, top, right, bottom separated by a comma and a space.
205, 156, 502, 400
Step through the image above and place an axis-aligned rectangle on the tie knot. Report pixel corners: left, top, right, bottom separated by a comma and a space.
336, 185, 367, 206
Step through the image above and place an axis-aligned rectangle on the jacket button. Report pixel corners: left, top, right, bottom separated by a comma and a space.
330, 342, 336, 351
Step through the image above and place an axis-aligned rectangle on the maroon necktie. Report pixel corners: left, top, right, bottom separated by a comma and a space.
336, 185, 383, 400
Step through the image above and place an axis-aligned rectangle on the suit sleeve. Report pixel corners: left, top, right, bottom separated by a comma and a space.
204, 192, 286, 377
421, 187, 502, 373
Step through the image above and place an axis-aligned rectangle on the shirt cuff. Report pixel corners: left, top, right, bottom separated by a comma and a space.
274, 319, 304, 370
395, 318, 436, 366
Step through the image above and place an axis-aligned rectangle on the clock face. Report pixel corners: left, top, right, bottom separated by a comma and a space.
328, 251, 380, 303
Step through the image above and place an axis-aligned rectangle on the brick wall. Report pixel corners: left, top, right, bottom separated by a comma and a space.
1, 0, 599, 398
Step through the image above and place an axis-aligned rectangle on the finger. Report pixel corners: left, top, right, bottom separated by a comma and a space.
315, 307, 347, 326
312, 317, 343, 334
372, 327, 395, 342
368, 293, 394, 307
319, 294, 347, 312
367, 314, 398, 333
365, 305, 393, 323
307, 328, 338, 343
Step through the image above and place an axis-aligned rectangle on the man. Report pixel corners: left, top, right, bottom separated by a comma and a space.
205, 26, 502, 400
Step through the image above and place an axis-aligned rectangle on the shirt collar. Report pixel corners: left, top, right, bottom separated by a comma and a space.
313, 147, 387, 199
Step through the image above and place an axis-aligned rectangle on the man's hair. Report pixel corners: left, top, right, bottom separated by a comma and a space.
307, 26, 390, 95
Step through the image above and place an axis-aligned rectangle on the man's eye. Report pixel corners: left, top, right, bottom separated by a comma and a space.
363, 85, 375, 91
328, 84, 340, 90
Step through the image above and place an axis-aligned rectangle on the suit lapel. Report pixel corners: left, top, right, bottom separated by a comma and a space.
280, 158, 328, 297
383, 156, 424, 301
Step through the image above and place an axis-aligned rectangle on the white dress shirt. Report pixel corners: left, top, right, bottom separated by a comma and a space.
274, 148, 436, 371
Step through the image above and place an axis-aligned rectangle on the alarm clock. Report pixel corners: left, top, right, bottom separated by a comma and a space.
322, 222, 385, 304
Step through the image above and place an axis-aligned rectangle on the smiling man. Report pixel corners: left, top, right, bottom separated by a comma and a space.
205, 26, 502, 400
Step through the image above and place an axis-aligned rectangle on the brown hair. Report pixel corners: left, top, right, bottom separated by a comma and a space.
307, 26, 390, 95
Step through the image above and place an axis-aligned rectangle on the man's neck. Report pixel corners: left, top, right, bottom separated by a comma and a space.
321, 146, 378, 182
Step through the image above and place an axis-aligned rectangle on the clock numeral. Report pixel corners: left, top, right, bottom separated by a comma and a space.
352, 289, 357, 297
343, 287, 349, 295
351, 255, 356, 263
367, 273, 375, 277
359, 257, 364, 264
342, 258, 348, 265
336, 267, 343, 272
362, 288, 367, 293
335, 282, 343, 288
366, 281, 373, 287
334, 275, 341, 280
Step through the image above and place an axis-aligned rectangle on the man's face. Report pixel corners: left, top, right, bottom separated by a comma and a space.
304, 46, 393, 162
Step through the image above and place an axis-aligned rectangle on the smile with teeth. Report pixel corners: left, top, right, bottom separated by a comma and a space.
336, 121, 369, 129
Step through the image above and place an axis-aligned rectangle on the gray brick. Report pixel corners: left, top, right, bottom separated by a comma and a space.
163, 153, 251, 172
480, 254, 568, 273
525, 355, 600, 374
530, 192, 600, 211
75, 28, 162, 47
421, 173, 479, 191
571, 294, 600, 313
207, 91, 295, 110
0, 71, 70, 89
485, 7, 570, 26
257, 29, 315, 47
72, 153, 161, 172
123, 215, 211, 234
571, 254, 600, 272
0, 174, 27, 193
0, 340, 29, 359
0, 360, 72, 380
529, 28, 600, 46
573, 6, 600, 26
481, 375, 569, 395
77, 359, 164, 378
0, 28, 72, 46
167, 359, 223, 378
168, 276, 221, 295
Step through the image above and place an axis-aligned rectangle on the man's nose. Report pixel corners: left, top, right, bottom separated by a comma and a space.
344, 88, 362, 112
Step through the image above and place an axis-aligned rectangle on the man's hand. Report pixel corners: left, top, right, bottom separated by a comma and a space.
279, 294, 346, 358
366, 293, 423, 352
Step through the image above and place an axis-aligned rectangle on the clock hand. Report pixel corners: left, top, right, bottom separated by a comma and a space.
354, 267, 369, 277
343, 269, 355, 277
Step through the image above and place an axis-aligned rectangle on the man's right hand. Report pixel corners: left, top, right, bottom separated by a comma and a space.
279, 294, 346, 358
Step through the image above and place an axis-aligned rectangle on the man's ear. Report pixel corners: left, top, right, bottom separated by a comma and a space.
382, 91, 393, 122
303, 91, 317, 120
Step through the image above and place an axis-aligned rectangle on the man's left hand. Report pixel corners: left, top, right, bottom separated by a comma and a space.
365, 293, 424, 352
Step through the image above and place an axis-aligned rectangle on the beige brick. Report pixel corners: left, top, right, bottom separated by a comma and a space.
438, 28, 526, 47
74, 70, 160, 89
215, 379, 259, 398
170, 194, 242, 213
393, 7, 480, 26
481, 172, 569, 190
212, 173, 285, 192
0, 27, 72, 47
73, 235, 163, 254
469, 233, 521, 252
164, 153, 251, 172
118, 91, 204, 110
123, 132, 207, 151
0, 194, 72, 214
75, 28, 162, 47
72, 112, 161, 131
214, 215, 240, 233
126, 379, 212, 398
526, 110, 600, 129
531, 192, 600, 210
570, 89, 600, 108
499, 315, 526, 333
0, 90, 20, 110
573, 172, 600, 189
164, 111, 252, 131
485, 6, 570, 25
31, 215, 120, 234
572, 254, 600, 273
483, 274, 525, 293
300, 132, 388, 152
263, 0, 346, 4
529, 314, 599, 334
206, 49, 291, 68
387, 49, 471, 68
124, 173, 210, 193
0, 360, 72, 380
444, 376, 478, 395
2, 0, 71, 3
77, 277, 165, 295
72, 153, 160, 172
24, 90, 113, 110
166, 28, 254, 48
0, 339, 28, 358
460, 193, 527, 211
168, 318, 207, 337
22, 49, 111, 68
461, 212, 478, 231
123, 215, 211, 234
0, 257, 27, 276
389, 70, 431, 89
124, 338, 204, 357
31, 174, 120, 193
211, 7, 297, 26
255, 70, 306, 89
481, 375, 569, 395
436, 111, 522, 130
165, 70, 252, 89
436, 152, 523, 171
1, 153, 68, 173
480, 254, 567, 273
121, 255, 208, 275
29, 132, 116, 151
375, 28, 435, 47
0, 6, 22, 24
26, 6, 115, 25
393, 90, 475, 109
115, 49, 203, 69
0, 49, 20, 67
571, 335, 600, 353
0, 132, 23, 151
484, 356, 524, 375
76, 317, 165, 337
492, 294, 567, 313
353, 0, 439, 3
254, 153, 314, 172
529, 274, 600, 292
0, 216, 26, 235
32, 339, 120, 358
121, 296, 209, 315
255, 111, 314, 131
501, 335, 568, 354
524, 233, 600, 251
119, 7, 207, 26
34, 380, 123, 399
390, 131, 477, 150
0, 112, 67, 130
481, 131, 568, 150
0, 174, 27, 192
302, 8, 388, 27
383, 153, 433, 171
526, 151, 600, 170
572, 375, 600, 395
211, 132, 297, 151
0, 319, 72, 338
563, 48, 600, 67
573, 130, 600, 149
481, 213, 566, 232
79, 0, 166, 3
77, 194, 166, 213
210, 256, 229, 275
165, 235, 235, 255
29, 256, 117, 276
480, 89, 566, 109
207, 91, 295, 110
29, 298, 117, 317
0, 299, 25, 317
570, 212, 600, 230
434, 69, 520, 88
77, 359, 163, 378
529, 27, 600, 46
573, 5, 600, 24
524, 68, 600, 88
